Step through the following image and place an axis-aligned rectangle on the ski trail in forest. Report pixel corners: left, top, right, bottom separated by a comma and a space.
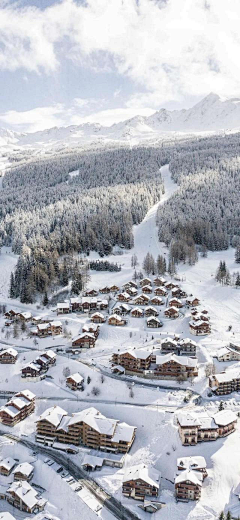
132, 163, 179, 266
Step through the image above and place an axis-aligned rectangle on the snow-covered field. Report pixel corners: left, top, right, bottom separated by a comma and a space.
1, 164, 240, 519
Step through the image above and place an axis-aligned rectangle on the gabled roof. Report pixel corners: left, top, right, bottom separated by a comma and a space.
38, 405, 68, 427
13, 462, 34, 477
175, 469, 203, 486
156, 353, 197, 367
177, 413, 202, 427
67, 373, 84, 384
112, 422, 136, 443
7, 480, 41, 509
124, 464, 160, 488
0, 348, 18, 357
0, 514, 16, 520
16, 389, 35, 401
177, 456, 206, 471
0, 457, 15, 471
213, 409, 237, 426
57, 302, 70, 309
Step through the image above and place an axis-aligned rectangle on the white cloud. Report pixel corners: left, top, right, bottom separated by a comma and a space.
1, 0, 240, 108
0, 102, 155, 132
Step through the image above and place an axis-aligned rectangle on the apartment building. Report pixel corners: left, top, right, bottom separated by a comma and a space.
177, 410, 237, 445
0, 390, 35, 427
36, 406, 136, 453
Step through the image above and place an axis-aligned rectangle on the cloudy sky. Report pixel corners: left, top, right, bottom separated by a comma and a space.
0, 0, 239, 132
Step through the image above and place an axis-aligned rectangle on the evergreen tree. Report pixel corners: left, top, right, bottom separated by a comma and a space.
9, 273, 15, 299
236, 273, 240, 288
235, 246, 240, 263
43, 292, 49, 306
219, 401, 224, 411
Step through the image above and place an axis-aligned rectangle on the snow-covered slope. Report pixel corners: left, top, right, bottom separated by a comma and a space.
1, 93, 240, 169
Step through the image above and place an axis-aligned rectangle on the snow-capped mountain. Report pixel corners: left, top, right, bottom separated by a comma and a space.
1, 93, 240, 167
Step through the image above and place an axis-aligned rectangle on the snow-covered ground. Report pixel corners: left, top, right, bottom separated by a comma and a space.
1, 164, 240, 520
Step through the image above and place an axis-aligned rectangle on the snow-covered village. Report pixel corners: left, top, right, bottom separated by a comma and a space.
1, 2, 240, 520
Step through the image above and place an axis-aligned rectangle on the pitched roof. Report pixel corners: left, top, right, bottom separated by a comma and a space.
67, 373, 84, 384
38, 406, 68, 427
177, 456, 206, 471
156, 353, 197, 367
0, 457, 15, 471
124, 464, 160, 488
13, 462, 34, 477
213, 409, 237, 426
175, 469, 203, 486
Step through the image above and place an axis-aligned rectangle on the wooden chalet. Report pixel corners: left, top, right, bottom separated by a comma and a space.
4, 310, 18, 321
146, 317, 162, 328
66, 373, 84, 391
186, 297, 200, 307
125, 286, 138, 297
82, 323, 100, 339
175, 469, 203, 501
131, 307, 144, 318
141, 285, 152, 294
161, 337, 178, 354
82, 297, 97, 312
70, 298, 82, 311
122, 464, 160, 501
41, 350, 56, 365
145, 306, 159, 317
172, 287, 187, 298
18, 312, 32, 322
209, 371, 240, 395
50, 321, 62, 335
35, 323, 51, 337
13, 462, 34, 481
169, 298, 183, 308
72, 332, 96, 348
21, 362, 42, 378
108, 314, 126, 326
91, 312, 106, 324
154, 287, 167, 297
165, 282, 179, 291
123, 281, 138, 290
117, 292, 131, 302
140, 278, 152, 287
99, 286, 110, 294
0, 347, 18, 364
1, 481, 47, 514
97, 299, 108, 310
164, 306, 179, 319
217, 346, 240, 362
112, 350, 151, 374
57, 302, 71, 314
132, 294, 150, 305
155, 354, 198, 379
189, 320, 210, 336
0, 390, 35, 427
85, 289, 98, 297
153, 277, 166, 286
0, 457, 15, 476
150, 296, 163, 306
114, 303, 130, 315
109, 285, 119, 292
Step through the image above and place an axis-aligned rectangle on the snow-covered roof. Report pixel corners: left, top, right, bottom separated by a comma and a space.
197, 415, 218, 430
0, 348, 18, 357
17, 389, 35, 401
189, 320, 207, 327
131, 307, 144, 313
161, 337, 178, 345
82, 297, 97, 304
7, 481, 42, 509
38, 406, 68, 427
119, 292, 131, 299
169, 298, 182, 304
0, 406, 19, 417
165, 306, 179, 313
72, 332, 95, 341
67, 373, 84, 384
69, 407, 117, 435
124, 463, 160, 488
145, 306, 158, 312
146, 316, 160, 323
38, 323, 50, 330
179, 338, 197, 346
177, 456, 206, 471
91, 312, 105, 318
112, 422, 136, 443
13, 462, 34, 477
23, 362, 41, 372
156, 353, 197, 367
175, 469, 203, 486
9, 397, 28, 410
141, 285, 152, 290
19, 312, 32, 319
43, 350, 56, 359
177, 413, 202, 427
109, 314, 124, 321
213, 370, 240, 383
0, 457, 15, 471
82, 454, 104, 469
57, 302, 70, 309
213, 409, 237, 426
51, 321, 62, 327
